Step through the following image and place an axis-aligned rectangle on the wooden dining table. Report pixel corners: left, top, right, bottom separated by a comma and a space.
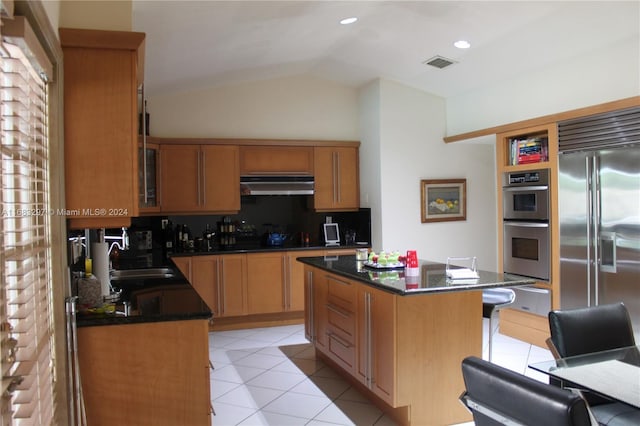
529, 345, 640, 409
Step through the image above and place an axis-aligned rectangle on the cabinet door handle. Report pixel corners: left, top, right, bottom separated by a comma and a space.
201, 150, 206, 206
306, 271, 314, 341
366, 292, 373, 388
332, 151, 338, 204
196, 150, 202, 207
282, 256, 288, 309
336, 151, 341, 203
142, 96, 148, 205
157, 148, 162, 207
217, 258, 224, 315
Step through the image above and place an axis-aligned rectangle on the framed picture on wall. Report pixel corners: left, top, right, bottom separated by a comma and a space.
420, 179, 467, 223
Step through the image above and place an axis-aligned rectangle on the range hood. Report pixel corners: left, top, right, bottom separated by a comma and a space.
240, 176, 314, 196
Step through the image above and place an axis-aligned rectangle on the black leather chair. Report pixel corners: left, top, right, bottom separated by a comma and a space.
548, 303, 636, 358
460, 356, 593, 426
547, 303, 640, 425
482, 288, 515, 361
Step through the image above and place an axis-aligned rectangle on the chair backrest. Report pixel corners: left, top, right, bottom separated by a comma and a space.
460, 356, 592, 426
548, 302, 636, 358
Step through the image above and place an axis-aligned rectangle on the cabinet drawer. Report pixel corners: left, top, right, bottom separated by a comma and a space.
326, 303, 355, 343
327, 275, 356, 311
327, 332, 355, 372
510, 286, 551, 316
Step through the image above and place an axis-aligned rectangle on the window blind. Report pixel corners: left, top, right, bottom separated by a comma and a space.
1, 14, 54, 425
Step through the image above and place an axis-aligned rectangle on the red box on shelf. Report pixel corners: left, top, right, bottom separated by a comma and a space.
518, 153, 542, 164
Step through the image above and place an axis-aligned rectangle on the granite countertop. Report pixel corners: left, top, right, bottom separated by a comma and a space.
170, 243, 369, 257
75, 262, 211, 327
297, 255, 536, 295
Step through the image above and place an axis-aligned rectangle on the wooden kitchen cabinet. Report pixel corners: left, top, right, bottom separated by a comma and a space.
246, 252, 285, 314
240, 146, 314, 175
305, 265, 481, 425
60, 28, 145, 229
191, 256, 219, 316
325, 273, 357, 374
314, 146, 359, 211
160, 144, 240, 214
172, 256, 191, 279
304, 265, 329, 351
286, 249, 325, 312
495, 123, 559, 347
246, 250, 328, 315
138, 141, 160, 213
214, 254, 247, 317
173, 254, 247, 317
357, 283, 396, 405
77, 319, 211, 425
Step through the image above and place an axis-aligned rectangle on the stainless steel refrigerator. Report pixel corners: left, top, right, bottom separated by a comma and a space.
558, 107, 640, 337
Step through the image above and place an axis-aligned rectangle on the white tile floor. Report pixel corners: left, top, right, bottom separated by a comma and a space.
209, 319, 554, 426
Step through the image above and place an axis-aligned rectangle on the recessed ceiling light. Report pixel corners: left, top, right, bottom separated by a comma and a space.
340, 17, 358, 25
454, 40, 471, 49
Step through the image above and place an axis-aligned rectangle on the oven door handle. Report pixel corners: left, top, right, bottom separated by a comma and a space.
503, 221, 549, 228
503, 185, 548, 192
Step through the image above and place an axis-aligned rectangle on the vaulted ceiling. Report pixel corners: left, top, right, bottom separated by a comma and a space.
133, 1, 639, 99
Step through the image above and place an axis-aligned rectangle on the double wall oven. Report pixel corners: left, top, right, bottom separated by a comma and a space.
502, 169, 551, 281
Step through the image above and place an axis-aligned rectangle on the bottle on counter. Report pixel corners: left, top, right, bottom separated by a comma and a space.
203, 224, 214, 251
182, 225, 192, 250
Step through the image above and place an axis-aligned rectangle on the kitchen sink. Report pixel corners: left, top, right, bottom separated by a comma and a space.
110, 268, 175, 280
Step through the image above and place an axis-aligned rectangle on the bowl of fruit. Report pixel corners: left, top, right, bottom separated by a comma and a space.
364, 251, 406, 269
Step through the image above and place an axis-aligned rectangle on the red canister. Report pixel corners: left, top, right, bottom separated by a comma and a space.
405, 250, 419, 276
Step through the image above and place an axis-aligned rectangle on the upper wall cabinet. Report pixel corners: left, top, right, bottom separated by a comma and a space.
313, 146, 359, 211
60, 28, 145, 229
138, 140, 159, 213
159, 144, 240, 214
239, 146, 314, 175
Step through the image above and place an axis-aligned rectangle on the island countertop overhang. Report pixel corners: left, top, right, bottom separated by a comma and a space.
296, 255, 536, 295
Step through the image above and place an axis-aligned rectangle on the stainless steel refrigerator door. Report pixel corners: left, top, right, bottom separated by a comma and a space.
559, 152, 595, 309
559, 147, 640, 333
596, 147, 640, 331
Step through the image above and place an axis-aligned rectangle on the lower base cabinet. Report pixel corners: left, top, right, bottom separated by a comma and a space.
174, 249, 353, 322
77, 319, 211, 426
247, 252, 285, 314
357, 284, 396, 405
175, 254, 248, 317
304, 265, 481, 426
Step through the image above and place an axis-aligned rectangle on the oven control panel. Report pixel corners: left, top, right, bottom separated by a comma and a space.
504, 169, 549, 186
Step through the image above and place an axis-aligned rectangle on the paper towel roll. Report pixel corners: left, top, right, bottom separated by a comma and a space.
91, 242, 111, 297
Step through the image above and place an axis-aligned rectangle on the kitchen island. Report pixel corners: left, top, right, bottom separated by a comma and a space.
74, 268, 212, 426
298, 255, 535, 426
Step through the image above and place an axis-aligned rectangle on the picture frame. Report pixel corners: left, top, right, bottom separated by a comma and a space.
323, 223, 340, 246
420, 179, 467, 223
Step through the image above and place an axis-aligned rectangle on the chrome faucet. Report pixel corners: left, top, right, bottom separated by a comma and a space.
103, 227, 129, 255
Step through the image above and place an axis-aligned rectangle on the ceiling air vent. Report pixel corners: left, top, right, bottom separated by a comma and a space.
423, 55, 457, 69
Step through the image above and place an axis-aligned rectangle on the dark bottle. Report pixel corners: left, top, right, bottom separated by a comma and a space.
203, 224, 213, 251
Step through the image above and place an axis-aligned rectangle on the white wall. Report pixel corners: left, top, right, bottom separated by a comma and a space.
147, 75, 359, 140
373, 80, 498, 270
357, 81, 383, 247
58, 0, 132, 31
446, 36, 640, 136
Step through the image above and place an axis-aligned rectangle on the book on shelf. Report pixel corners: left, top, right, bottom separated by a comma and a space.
509, 136, 548, 165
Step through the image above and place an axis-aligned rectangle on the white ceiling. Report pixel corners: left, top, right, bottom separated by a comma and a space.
133, 1, 640, 99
